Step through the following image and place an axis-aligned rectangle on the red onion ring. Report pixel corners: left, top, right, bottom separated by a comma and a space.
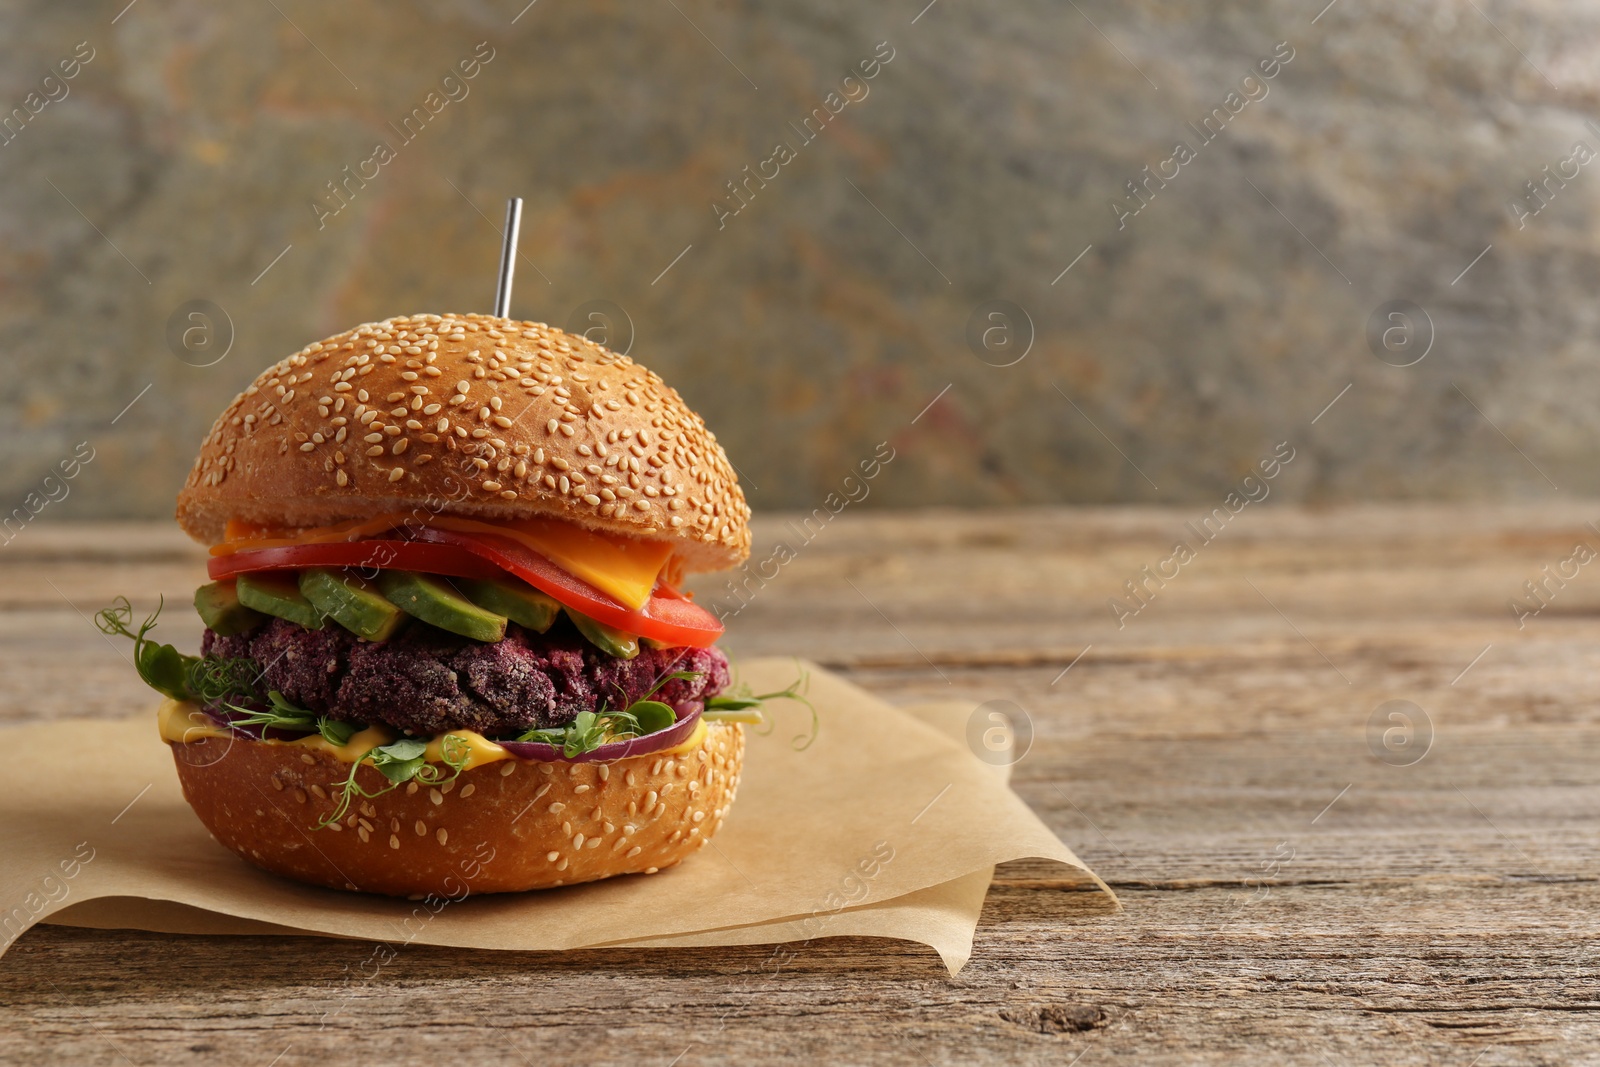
195, 705, 705, 764
497, 706, 703, 764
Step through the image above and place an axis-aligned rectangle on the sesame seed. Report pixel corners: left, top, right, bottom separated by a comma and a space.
548, 802, 565, 813
415, 821, 427, 836
573, 783, 590, 794
430, 789, 444, 805
627, 846, 643, 858
436, 828, 448, 845
460, 784, 475, 798
598, 765, 610, 782
574, 833, 586, 848
389, 834, 400, 849
271, 777, 285, 791
547, 851, 560, 862
358, 827, 371, 843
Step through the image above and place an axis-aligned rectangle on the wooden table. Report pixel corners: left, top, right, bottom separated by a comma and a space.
4, 506, 1597, 1065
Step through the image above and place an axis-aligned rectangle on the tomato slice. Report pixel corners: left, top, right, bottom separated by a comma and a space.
206, 541, 504, 582
408, 527, 724, 648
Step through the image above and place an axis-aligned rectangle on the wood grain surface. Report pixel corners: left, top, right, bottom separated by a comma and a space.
2, 506, 1598, 1066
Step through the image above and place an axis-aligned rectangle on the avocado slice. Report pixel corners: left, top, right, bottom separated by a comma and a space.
298, 568, 405, 642
564, 607, 640, 660
236, 571, 325, 630
193, 580, 268, 637
458, 577, 561, 633
376, 571, 507, 643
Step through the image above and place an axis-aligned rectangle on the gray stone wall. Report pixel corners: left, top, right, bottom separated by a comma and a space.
2, 0, 1594, 521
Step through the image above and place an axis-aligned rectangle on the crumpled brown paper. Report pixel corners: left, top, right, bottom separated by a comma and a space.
1, 659, 1108, 975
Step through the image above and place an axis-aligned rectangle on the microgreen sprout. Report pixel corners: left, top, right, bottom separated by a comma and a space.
705, 665, 816, 750
317, 734, 471, 829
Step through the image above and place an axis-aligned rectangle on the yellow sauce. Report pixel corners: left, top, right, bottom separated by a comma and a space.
157, 699, 710, 766
662, 718, 707, 756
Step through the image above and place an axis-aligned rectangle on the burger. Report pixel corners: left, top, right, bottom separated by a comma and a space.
98, 313, 794, 897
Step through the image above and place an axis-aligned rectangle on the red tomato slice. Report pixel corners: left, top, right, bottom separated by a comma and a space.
206, 541, 504, 582
408, 527, 725, 648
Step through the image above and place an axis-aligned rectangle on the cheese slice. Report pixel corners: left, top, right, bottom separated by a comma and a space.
427, 515, 672, 611
210, 514, 410, 556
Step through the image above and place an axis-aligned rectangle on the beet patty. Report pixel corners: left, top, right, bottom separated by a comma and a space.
202, 617, 731, 737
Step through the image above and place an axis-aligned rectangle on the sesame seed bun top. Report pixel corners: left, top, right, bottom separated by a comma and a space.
175, 313, 751, 574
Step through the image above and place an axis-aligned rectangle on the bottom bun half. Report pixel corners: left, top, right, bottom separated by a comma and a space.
169, 723, 745, 897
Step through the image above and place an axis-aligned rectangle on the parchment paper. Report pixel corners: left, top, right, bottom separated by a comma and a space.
1, 660, 1109, 975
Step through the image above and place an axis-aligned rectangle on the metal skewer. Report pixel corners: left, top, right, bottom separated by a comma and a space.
493, 197, 523, 318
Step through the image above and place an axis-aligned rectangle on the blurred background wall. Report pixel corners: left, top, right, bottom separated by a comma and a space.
2, 0, 1597, 519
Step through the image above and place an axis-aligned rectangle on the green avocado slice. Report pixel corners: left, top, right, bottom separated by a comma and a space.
236, 572, 324, 631
457, 576, 562, 633
564, 607, 640, 660
298, 568, 405, 642
193, 579, 269, 636
376, 570, 507, 643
